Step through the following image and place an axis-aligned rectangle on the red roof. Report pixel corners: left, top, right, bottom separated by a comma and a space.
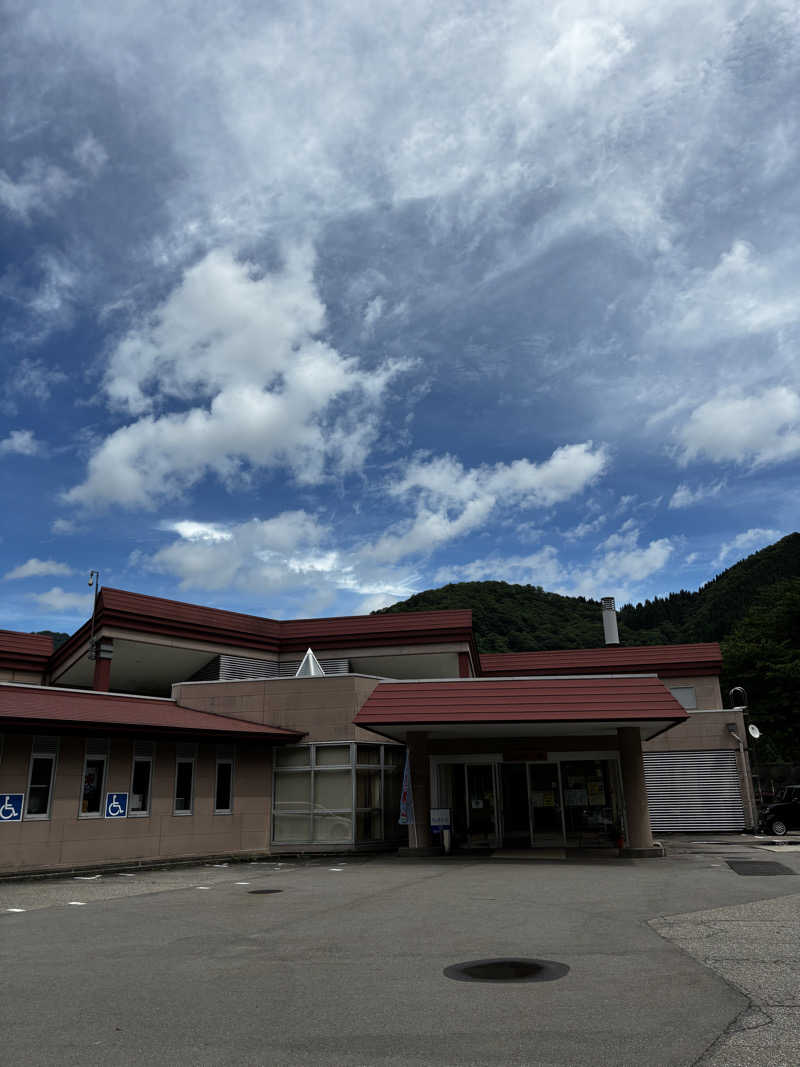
0, 684, 303, 741
354, 676, 688, 727
479, 643, 722, 678
0, 629, 53, 673
49, 587, 477, 671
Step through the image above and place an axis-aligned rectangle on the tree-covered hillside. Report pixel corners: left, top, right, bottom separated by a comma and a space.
377, 533, 800, 759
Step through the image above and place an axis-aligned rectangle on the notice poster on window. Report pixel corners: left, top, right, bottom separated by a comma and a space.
565, 788, 588, 807
587, 781, 606, 806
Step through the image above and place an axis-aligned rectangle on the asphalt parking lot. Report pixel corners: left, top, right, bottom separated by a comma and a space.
2, 839, 799, 1067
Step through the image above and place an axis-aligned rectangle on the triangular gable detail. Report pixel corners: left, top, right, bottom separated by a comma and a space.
295, 648, 325, 677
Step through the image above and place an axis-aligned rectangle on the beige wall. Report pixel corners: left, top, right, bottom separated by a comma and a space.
0, 669, 44, 685
663, 674, 722, 710
0, 733, 273, 874
644, 709, 744, 753
174, 675, 386, 743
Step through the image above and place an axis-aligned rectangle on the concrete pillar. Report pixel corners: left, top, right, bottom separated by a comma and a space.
92, 638, 113, 692
407, 732, 432, 850
617, 727, 654, 850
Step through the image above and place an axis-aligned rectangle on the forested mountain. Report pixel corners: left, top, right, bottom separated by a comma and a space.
377, 533, 800, 759
34, 630, 70, 650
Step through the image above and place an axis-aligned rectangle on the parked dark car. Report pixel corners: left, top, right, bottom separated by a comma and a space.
759, 785, 800, 836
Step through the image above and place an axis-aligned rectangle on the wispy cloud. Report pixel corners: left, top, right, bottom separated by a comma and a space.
0, 429, 41, 456
669, 480, 726, 509
28, 586, 92, 615
714, 528, 782, 567
4, 558, 75, 581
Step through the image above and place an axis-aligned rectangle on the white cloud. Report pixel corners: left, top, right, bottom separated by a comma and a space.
714, 528, 781, 567
73, 133, 108, 177
162, 520, 233, 544
145, 510, 419, 609
5, 558, 75, 581
5, 358, 67, 405
51, 518, 79, 536
0, 158, 78, 223
65, 248, 411, 509
365, 443, 608, 564
436, 524, 673, 603
676, 387, 800, 467
0, 429, 40, 456
669, 480, 725, 509
28, 586, 92, 614
667, 242, 800, 348
435, 546, 564, 588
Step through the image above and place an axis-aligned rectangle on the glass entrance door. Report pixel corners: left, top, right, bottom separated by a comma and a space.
500, 763, 530, 846
465, 763, 498, 847
528, 762, 565, 846
436, 762, 499, 849
561, 758, 623, 847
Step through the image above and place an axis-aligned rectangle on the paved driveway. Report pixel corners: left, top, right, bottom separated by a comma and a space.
2, 841, 799, 1066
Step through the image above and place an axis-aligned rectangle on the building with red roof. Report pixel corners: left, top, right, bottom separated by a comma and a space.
0, 589, 755, 874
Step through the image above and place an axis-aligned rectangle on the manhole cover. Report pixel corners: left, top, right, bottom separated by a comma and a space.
443, 958, 569, 983
248, 889, 283, 894
726, 861, 796, 876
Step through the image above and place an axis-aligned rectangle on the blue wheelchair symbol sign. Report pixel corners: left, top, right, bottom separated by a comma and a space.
0, 794, 24, 822
105, 792, 128, 819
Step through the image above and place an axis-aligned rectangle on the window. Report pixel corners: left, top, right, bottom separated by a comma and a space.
80, 739, 109, 817
669, 686, 697, 710
25, 737, 58, 819
130, 742, 154, 816
215, 754, 234, 814
174, 759, 194, 813
272, 743, 406, 845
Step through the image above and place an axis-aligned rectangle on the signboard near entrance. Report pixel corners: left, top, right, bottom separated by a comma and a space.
430, 807, 452, 830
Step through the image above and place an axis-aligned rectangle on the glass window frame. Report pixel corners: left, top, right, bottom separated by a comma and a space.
669, 686, 697, 710
272, 742, 404, 846
129, 755, 153, 817
214, 757, 234, 815
173, 756, 195, 816
79, 751, 107, 819
24, 746, 58, 821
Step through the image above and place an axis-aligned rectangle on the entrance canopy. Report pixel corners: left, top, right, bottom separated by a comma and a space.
354, 675, 688, 742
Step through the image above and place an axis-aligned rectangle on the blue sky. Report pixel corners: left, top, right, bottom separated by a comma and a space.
1, 1, 799, 634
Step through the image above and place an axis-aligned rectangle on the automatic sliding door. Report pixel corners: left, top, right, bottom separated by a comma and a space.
466, 763, 497, 847
501, 763, 530, 847
528, 762, 565, 846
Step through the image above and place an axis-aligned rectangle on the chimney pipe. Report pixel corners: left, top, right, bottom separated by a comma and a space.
601, 596, 620, 645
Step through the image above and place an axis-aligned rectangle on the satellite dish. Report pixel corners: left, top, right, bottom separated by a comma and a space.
748, 724, 761, 739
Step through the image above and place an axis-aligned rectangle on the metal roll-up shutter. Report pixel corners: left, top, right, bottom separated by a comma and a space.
643, 750, 745, 832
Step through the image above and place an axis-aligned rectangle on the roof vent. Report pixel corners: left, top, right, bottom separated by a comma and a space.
601, 597, 620, 646
295, 648, 326, 677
